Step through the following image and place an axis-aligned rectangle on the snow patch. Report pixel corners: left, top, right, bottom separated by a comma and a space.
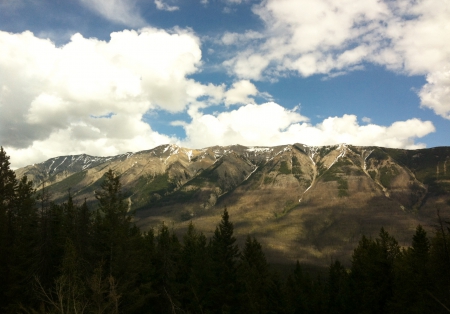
186, 150, 193, 162
364, 150, 374, 170
244, 166, 258, 181
247, 147, 271, 153
52, 157, 67, 173
327, 144, 347, 169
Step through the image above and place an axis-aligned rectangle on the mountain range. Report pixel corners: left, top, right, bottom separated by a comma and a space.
15, 143, 450, 265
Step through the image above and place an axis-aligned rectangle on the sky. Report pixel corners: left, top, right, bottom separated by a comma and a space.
0, 0, 449, 169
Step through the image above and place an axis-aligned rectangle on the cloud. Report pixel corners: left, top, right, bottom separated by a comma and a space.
180, 102, 435, 149
154, 0, 179, 11
221, 30, 263, 45
6, 121, 178, 169
0, 28, 204, 167
221, 0, 450, 120
419, 67, 450, 119
0, 29, 275, 168
362, 117, 372, 124
224, 0, 390, 79
224, 80, 258, 105
226, 0, 450, 78
79, 0, 146, 27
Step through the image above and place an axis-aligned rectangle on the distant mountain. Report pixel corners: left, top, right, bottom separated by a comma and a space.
15, 143, 450, 265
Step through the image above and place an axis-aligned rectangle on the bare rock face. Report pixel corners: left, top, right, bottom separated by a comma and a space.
15, 143, 450, 265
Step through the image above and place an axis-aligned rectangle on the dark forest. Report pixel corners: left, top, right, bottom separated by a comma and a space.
1, 147, 450, 313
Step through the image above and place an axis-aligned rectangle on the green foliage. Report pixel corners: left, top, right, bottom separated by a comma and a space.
132, 173, 176, 208
318, 145, 338, 158
279, 161, 290, 174
320, 159, 351, 182
369, 148, 389, 161
239, 235, 271, 313
263, 175, 274, 185
379, 166, 399, 188
337, 178, 349, 197
326, 260, 351, 313
292, 156, 302, 175
368, 170, 376, 180
136, 173, 174, 195
350, 228, 400, 313
46, 170, 87, 195
208, 208, 241, 312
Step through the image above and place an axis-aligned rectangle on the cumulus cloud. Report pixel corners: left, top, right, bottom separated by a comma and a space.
6, 121, 178, 169
154, 0, 179, 11
419, 67, 450, 119
180, 102, 435, 149
0, 29, 276, 168
79, 0, 146, 27
224, 80, 258, 105
225, 0, 390, 79
0, 29, 203, 167
222, 0, 450, 119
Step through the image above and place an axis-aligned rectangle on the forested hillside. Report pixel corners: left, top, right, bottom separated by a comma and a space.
2, 146, 450, 313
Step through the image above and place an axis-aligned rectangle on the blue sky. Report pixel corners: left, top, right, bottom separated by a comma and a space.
0, 0, 449, 168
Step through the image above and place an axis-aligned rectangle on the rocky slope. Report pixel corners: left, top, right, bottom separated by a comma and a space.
15, 143, 450, 265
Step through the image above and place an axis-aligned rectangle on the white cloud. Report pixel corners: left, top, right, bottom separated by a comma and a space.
222, 0, 450, 120
221, 31, 263, 45
0, 29, 275, 168
6, 122, 177, 169
419, 67, 450, 119
224, 80, 258, 105
224, 0, 390, 79
180, 102, 435, 149
79, 0, 146, 27
154, 0, 179, 11
0, 29, 204, 167
244, 0, 448, 78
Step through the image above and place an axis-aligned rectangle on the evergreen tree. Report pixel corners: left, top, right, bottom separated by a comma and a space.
350, 228, 400, 314
153, 223, 181, 312
178, 222, 211, 313
265, 271, 287, 314
326, 261, 350, 314
239, 235, 271, 313
0, 147, 17, 309
390, 225, 436, 313
5, 176, 38, 312
428, 214, 450, 312
208, 208, 241, 313
94, 169, 131, 277
285, 261, 314, 313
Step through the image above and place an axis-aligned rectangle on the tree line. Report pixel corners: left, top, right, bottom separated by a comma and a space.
1, 146, 450, 313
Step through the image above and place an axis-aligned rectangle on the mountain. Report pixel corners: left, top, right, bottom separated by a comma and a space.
15, 143, 450, 265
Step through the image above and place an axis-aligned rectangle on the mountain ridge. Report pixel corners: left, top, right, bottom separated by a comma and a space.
15, 143, 450, 265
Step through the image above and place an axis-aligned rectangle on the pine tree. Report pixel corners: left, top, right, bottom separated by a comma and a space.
208, 208, 241, 313
152, 223, 181, 312
428, 214, 450, 312
350, 229, 400, 314
390, 225, 436, 313
0, 147, 18, 310
239, 235, 270, 313
6, 175, 38, 311
285, 261, 314, 313
94, 169, 130, 277
326, 261, 350, 314
178, 222, 210, 313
